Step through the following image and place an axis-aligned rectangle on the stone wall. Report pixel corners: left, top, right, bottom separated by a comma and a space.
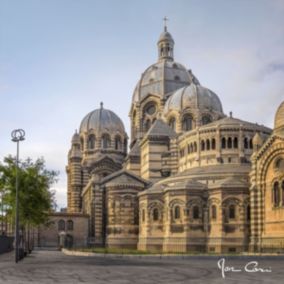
36, 213, 89, 248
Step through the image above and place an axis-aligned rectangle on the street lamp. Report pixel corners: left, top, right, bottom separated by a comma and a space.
11, 129, 25, 263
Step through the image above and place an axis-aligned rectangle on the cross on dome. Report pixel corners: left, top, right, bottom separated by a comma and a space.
163, 16, 169, 32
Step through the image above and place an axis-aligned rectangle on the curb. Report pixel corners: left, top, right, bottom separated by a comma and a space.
61, 249, 284, 259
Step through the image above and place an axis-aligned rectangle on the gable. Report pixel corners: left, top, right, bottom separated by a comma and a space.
101, 169, 149, 187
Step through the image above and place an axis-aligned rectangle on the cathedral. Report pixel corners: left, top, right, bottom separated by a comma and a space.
39, 24, 284, 253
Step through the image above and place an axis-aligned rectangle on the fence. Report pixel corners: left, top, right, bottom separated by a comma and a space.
0, 235, 14, 254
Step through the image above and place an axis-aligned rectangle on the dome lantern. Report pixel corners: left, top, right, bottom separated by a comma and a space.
157, 17, 174, 61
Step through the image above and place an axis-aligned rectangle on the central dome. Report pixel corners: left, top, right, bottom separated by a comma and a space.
132, 61, 199, 104
80, 103, 125, 134
131, 27, 199, 105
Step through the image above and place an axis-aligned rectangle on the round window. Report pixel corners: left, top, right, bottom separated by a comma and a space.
146, 104, 156, 115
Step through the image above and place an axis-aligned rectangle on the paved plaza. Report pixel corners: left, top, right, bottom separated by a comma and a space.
0, 250, 284, 284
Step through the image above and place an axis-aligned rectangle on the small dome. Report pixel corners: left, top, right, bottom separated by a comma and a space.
158, 31, 174, 43
275, 101, 284, 130
131, 61, 198, 104
71, 131, 80, 144
80, 103, 125, 134
164, 84, 223, 114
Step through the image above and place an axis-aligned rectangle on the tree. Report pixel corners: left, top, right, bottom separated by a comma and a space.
0, 156, 58, 228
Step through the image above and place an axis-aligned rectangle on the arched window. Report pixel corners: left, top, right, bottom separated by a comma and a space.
201, 140, 205, 151
115, 136, 122, 150
211, 205, 217, 220
80, 138, 84, 151
246, 205, 250, 221
273, 181, 280, 206
174, 206, 181, 219
244, 138, 249, 149
190, 144, 194, 153
221, 137, 226, 149
212, 138, 216, 150
153, 208, 159, 221
228, 137, 232, 149
144, 119, 151, 132
233, 137, 238, 149
58, 220, 65, 231
202, 115, 212, 125
67, 220, 73, 231
101, 134, 111, 149
193, 142, 197, 152
142, 209, 145, 222
182, 114, 193, 131
249, 138, 253, 149
87, 134, 95, 149
124, 138, 128, 153
206, 139, 210, 150
193, 206, 199, 219
169, 117, 176, 131
229, 205, 235, 219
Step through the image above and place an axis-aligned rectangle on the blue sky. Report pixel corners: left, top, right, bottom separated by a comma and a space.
1, 0, 283, 208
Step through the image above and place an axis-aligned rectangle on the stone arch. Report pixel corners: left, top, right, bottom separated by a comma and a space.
222, 197, 242, 222
87, 134, 96, 149
221, 137, 226, 149
206, 139, 210, 150
148, 200, 164, 221
181, 113, 194, 131
101, 133, 111, 149
186, 198, 204, 219
258, 141, 284, 185
201, 140, 205, 151
114, 134, 122, 150
212, 138, 216, 150
228, 137, 232, 149
233, 137, 238, 148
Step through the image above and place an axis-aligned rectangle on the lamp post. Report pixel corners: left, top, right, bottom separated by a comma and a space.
11, 129, 25, 263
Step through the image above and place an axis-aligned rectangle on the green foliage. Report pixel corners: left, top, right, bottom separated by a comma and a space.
0, 156, 59, 227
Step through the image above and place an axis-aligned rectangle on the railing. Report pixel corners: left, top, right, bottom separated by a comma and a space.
0, 235, 14, 254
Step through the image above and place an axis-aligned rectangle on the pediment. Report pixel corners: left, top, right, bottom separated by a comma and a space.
101, 169, 149, 187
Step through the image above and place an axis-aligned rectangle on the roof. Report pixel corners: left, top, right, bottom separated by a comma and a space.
128, 139, 140, 156
210, 177, 249, 189
165, 179, 206, 191
100, 169, 149, 187
131, 60, 196, 105
79, 104, 125, 134
164, 84, 223, 115
146, 118, 177, 138
158, 31, 174, 43
199, 116, 272, 133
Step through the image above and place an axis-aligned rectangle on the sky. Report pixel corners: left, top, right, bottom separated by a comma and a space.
1, 0, 283, 209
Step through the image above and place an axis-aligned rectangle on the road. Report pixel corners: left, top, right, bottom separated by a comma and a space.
0, 250, 284, 283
